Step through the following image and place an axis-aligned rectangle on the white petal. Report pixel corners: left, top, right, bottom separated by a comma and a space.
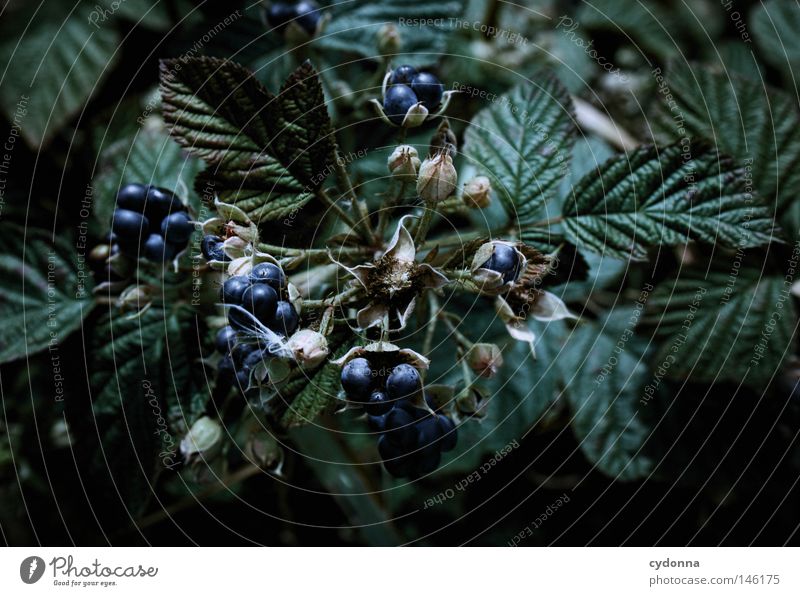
383, 215, 417, 263
532, 291, 577, 322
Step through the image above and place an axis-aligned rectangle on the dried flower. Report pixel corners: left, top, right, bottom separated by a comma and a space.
462, 175, 492, 209
417, 153, 457, 203
387, 145, 420, 181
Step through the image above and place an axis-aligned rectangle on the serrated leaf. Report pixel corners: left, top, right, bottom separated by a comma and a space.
644, 264, 796, 388
561, 313, 653, 480
270, 61, 335, 190
463, 77, 575, 228
653, 64, 800, 232
0, 225, 94, 364
0, 3, 119, 148
562, 143, 776, 260
313, 0, 464, 65
280, 345, 351, 429
92, 124, 204, 226
751, 0, 800, 81
160, 56, 314, 224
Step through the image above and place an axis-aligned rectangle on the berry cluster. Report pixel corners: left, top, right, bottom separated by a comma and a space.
110, 183, 193, 263
383, 64, 444, 125
371, 401, 457, 479
213, 325, 268, 399
220, 263, 299, 337
341, 358, 457, 478
266, 0, 321, 35
481, 243, 521, 284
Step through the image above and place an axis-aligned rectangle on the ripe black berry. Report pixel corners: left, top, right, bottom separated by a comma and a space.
482, 243, 520, 283
365, 390, 393, 416
341, 357, 373, 401
215, 326, 238, 354
201, 234, 230, 262
220, 275, 250, 305
116, 183, 149, 211
265, 2, 295, 31
270, 301, 299, 336
294, 0, 321, 34
437, 415, 457, 452
161, 211, 193, 244
410, 72, 443, 110
249, 262, 285, 292
143, 233, 179, 262
386, 363, 421, 401
146, 186, 183, 221
383, 406, 418, 449
389, 64, 418, 86
377, 435, 414, 478
383, 84, 418, 125
241, 283, 279, 325
243, 347, 267, 370
112, 209, 150, 252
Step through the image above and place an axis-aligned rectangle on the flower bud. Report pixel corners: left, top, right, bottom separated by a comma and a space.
286, 329, 329, 368
462, 176, 492, 209
245, 431, 283, 472
417, 153, 457, 203
465, 343, 504, 378
387, 145, 420, 181
429, 119, 457, 158
377, 24, 401, 55
180, 416, 223, 464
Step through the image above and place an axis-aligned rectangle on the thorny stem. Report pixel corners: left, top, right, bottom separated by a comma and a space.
256, 241, 366, 259
303, 285, 363, 310
333, 144, 378, 245
316, 187, 360, 230
413, 200, 437, 245
378, 180, 408, 236
422, 292, 440, 356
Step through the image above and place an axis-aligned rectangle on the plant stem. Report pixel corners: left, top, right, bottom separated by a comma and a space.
333, 144, 378, 244
422, 292, 440, 356
378, 180, 408, 236
530, 216, 564, 227
413, 200, 437, 245
316, 187, 360, 230
303, 285, 363, 310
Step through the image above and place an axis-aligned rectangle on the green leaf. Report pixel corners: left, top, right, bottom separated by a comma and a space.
644, 263, 796, 388
562, 143, 776, 260
313, 0, 464, 65
653, 64, 800, 227
92, 124, 204, 227
280, 345, 350, 429
0, 3, 119, 147
577, 0, 677, 58
561, 313, 653, 480
265, 60, 335, 190
159, 56, 314, 224
96, 0, 174, 31
0, 225, 94, 364
751, 0, 800, 81
463, 76, 576, 230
